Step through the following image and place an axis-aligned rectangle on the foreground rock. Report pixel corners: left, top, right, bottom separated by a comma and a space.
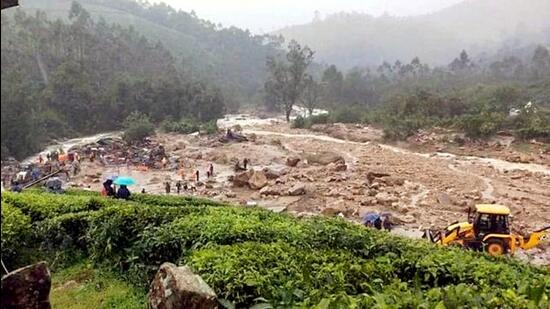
149, 263, 217, 309
1, 262, 51, 309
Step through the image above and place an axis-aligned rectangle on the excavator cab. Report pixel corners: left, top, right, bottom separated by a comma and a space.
472, 205, 510, 238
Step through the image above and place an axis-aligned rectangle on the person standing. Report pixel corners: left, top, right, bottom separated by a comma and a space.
179, 166, 186, 181
243, 158, 249, 169
209, 164, 214, 177
175, 181, 182, 194
195, 170, 200, 182
165, 181, 171, 195
38, 154, 44, 164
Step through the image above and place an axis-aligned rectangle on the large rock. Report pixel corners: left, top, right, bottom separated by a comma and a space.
1, 262, 52, 309
305, 152, 345, 165
232, 170, 252, 187
328, 162, 347, 172
288, 183, 306, 196
260, 185, 283, 196
262, 167, 288, 179
248, 170, 268, 190
286, 157, 300, 167
149, 263, 217, 309
437, 192, 453, 205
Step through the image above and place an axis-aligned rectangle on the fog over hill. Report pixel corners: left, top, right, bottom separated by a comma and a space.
275, 0, 550, 68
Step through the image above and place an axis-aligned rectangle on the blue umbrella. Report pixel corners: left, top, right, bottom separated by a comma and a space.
113, 176, 136, 186
362, 212, 380, 225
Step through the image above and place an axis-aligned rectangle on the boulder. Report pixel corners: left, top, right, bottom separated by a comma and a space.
260, 185, 282, 196
375, 192, 397, 206
328, 162, 347, 172
286, 157, 300, 167
381, 176, 405, 186
248, 170, 268, 190
262, 167, 288, 179
149, 263, 217, 309
436, 192, 452, 205
1, 262, 52, 309
305, 152, 345, 165
232, 170, 252, 187
288, 183, 306, 196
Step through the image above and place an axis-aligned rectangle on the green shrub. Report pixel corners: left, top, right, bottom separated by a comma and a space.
460, 112, 506, 138
1, 191, 112, 221
2, 190, 548, 307
331, 107, 363, 123
291, 115, 307, 128
201, 120, 219, 135
187, 242, 377, 306
122, 111, 155, 143
1, 201, 32, 263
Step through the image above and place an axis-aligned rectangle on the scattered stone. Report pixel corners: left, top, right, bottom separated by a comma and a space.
375, 192, 397, 205
262, 167, 288, 179
288, 183, 306, 196
260, 185, 282, 196
437, 192, 453, 205
305, 152, 345, 165
149, 263, 217, 309
286, 157, 300, 167
1, 262, 51, 309
321, 207, 339, 216
328, 162, 347, 172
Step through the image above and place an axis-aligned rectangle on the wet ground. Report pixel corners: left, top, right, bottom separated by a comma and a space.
20, 111, 550, 265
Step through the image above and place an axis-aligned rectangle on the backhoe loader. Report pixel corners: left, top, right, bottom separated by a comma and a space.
423, 204, 550, 256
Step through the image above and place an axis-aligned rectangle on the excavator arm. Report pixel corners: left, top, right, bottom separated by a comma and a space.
519, 226, 550, 250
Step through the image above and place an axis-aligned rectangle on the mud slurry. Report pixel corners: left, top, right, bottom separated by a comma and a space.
63, 115, 549, 265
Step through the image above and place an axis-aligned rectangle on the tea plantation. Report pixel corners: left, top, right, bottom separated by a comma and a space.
1, 190, 549, 308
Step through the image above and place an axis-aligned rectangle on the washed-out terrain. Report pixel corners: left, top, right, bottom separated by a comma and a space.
12, 111, 550, 265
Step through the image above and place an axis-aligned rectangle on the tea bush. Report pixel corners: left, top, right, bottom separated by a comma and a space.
1, 201, 32, 263
1, 190, 549, 307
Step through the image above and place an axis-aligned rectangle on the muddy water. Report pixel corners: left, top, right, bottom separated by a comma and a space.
243, 129, 550, 176
23, 132, 120, 165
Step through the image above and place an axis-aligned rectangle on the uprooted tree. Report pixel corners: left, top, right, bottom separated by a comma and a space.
264, 40, 314, 121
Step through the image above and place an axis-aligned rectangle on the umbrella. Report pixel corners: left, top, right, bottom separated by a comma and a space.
113, 176, 136, 186
362, 212, 380, 225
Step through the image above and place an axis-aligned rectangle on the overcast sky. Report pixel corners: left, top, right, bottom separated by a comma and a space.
156, 0, 465, 33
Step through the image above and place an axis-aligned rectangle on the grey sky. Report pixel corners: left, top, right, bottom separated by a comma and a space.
156, 0, 465, 33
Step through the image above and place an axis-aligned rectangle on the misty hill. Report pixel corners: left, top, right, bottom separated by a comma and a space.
275, 0, 550, 69
13, 0, 283, 100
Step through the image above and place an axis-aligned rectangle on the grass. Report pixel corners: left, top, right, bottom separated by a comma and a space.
50, 261, 146, 309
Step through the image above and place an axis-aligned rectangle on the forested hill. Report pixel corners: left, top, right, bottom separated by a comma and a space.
1, 3, 226, 159
8, 0, 283, 100
275, 0, 550, 69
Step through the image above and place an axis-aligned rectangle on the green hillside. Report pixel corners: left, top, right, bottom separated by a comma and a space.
9, 0, 283, 101
2, 190, 549, 307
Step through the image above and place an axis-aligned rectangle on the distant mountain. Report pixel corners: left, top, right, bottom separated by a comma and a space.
275, 0, 550, 69
10, 0, 283, 100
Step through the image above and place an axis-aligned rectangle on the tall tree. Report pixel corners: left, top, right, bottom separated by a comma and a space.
265, 40, 314, 121
301, 75, 321, 116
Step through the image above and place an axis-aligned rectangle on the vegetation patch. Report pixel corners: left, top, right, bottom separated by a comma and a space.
1, 190, 548, 308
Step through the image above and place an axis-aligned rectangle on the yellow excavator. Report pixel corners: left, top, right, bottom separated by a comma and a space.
423, 204, 550, 256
